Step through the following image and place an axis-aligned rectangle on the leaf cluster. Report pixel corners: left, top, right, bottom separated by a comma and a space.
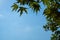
12, 0, 60, 40
12, 0, 41, 16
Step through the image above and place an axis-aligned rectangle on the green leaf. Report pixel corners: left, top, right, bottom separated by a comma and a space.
29, 1, 40, 13
12, 3, 18, 11
18, 7, 27, 16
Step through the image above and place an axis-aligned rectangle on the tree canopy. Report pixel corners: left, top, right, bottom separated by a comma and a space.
12, 0, 60, 40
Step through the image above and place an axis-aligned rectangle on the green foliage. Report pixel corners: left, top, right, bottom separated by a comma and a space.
12, 0, 41, 16
12, 3, 18, 11
51, 30, 60, 40
29, 1, 40, 12
18, 7, 27, 16
12, 0, 60, 40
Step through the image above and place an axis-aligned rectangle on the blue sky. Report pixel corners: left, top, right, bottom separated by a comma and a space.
0, 0, 51, 40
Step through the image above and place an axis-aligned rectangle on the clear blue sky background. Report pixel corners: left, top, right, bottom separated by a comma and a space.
0, 0, 51, 40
